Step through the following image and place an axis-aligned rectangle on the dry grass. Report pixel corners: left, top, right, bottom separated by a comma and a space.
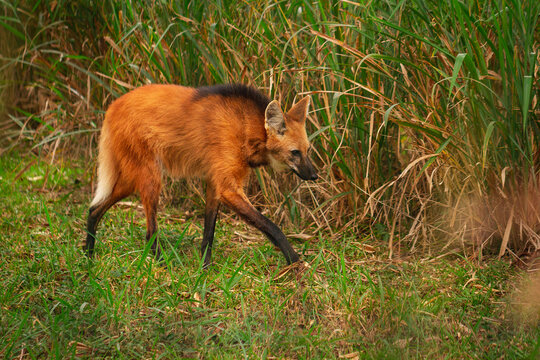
445, 181, 540, 261
1, 0, 539, 259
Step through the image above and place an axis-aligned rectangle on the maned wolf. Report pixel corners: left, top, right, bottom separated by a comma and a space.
85, 84, 317, 266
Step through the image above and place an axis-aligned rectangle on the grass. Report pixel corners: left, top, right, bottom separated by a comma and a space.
1, 152, 539, 359
1, 1, 539, 358
1, 0, 539, 255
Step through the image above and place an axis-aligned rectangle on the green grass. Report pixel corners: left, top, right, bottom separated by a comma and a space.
1, 152, 538, 359
1, 1, 539, 358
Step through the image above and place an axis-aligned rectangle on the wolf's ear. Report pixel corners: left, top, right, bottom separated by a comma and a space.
286, 96, 310, 123
265, 100, 286, 135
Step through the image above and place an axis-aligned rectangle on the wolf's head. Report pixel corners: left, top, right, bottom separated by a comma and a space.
265, 97, 318, 181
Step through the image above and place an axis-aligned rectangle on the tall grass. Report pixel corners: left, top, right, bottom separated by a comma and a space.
1, 0, 538, 255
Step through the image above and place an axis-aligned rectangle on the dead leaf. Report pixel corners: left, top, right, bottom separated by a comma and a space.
193, 292, 202, 307
288, 233, 315, 240
339, 352, 359, 359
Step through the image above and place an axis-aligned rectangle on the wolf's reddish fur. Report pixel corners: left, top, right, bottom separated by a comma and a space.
85, 84, 317, 266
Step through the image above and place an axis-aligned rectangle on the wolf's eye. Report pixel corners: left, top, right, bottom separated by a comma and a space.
291, 150, 301, 157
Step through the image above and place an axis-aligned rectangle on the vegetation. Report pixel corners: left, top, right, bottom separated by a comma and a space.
2, 0, 538, 251
1, 0, 539, 358
1, 154, 539, 358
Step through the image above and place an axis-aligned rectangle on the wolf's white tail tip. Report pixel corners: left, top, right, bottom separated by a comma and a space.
90, 126, 116, 207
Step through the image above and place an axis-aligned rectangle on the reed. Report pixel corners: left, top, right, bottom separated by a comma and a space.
1, 0, 538, 255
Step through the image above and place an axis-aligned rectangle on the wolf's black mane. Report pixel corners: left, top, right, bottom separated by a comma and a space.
194, 84, 271, 113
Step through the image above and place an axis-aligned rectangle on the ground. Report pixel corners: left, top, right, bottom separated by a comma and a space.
0, 152, 538, 359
